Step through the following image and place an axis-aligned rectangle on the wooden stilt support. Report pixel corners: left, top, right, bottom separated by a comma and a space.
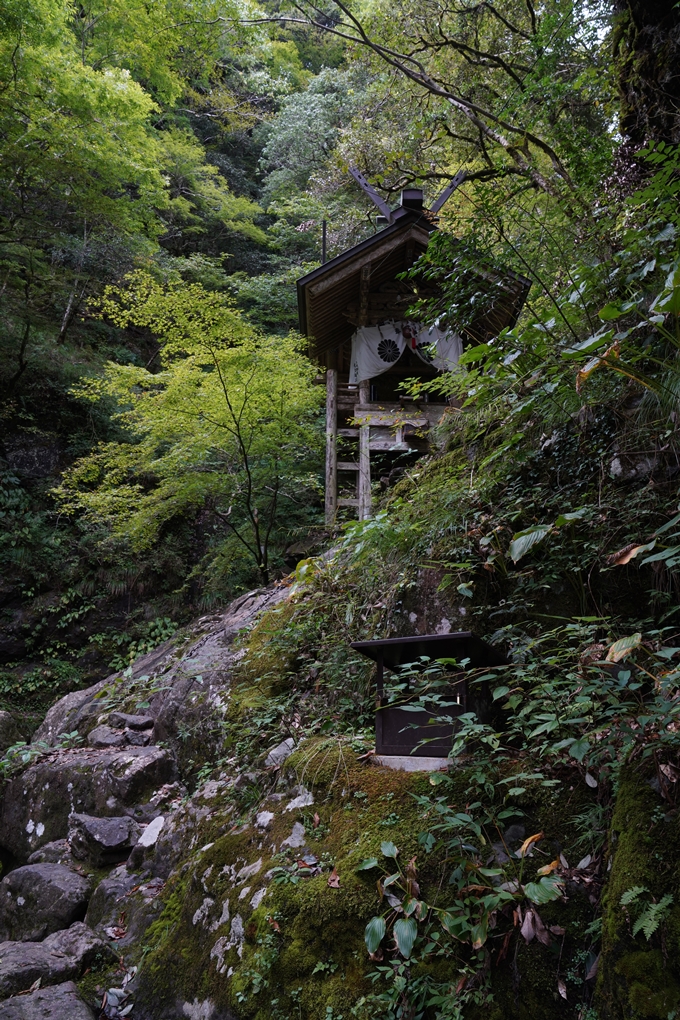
325, 366, 337, 525
358, 378, 371, 520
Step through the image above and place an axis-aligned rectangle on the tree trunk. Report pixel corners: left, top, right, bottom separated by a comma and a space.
613, 1, 680, 145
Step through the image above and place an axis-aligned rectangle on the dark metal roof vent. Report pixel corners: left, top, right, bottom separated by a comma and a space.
399, 188, 424, 210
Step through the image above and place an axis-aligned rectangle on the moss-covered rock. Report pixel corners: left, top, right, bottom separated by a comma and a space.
597, 763, 680, 1019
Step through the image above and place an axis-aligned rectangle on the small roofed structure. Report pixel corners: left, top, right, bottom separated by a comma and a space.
351, 631, 507, 759
297, 178, 531, 522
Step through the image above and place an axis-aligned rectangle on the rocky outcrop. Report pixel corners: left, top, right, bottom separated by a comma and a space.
0, 746, 176, 860
0, 980, 96, 1019
0, 865, 90, 942
0, 923, 113, 998
0, 586, 293, 1018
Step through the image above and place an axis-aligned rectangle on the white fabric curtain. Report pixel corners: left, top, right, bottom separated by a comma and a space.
348, 321, 462, 384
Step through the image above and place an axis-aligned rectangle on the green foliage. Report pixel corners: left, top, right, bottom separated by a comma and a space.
56, 273, 324, 589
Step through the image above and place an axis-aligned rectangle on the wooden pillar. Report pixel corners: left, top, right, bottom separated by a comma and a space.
375, 651, 384, 753
358, 378, 371, 520
325, 365, 337, 525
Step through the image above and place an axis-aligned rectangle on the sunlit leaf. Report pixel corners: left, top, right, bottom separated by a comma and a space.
381, 841, 398, 859
508, 525, 552, 563
606, 633, 642, 662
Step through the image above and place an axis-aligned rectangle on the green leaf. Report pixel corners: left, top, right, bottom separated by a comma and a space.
393, 917, 418, 958
439, 911, 470, 939
459, 344, 491, 364
524, 876, 564, 904
357, 858, 379, 871
554, 508, 588, 527
492, 686, 510, 701
606, 633, 642, 662
381, 841, 398, 859
598, 302, 624, 321
470, 913, 488, 949
569, 738, 590, 762
456, 582, 474, 598
508, 525, 552, 563
364, 916, 386, 954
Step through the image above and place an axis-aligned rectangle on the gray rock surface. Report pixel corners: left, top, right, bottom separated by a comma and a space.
86, 867, 165, 950
264, 737, 295, 768
68, 813, 141, 866
0, 865, 90, 942
0, 980, 95, 1019
109, 712, 154, 731
0, 922, 113, 998
87, 724, 126, 749
27, 840, 72, 866
0, 746, 176, 859
32, 678, 110, 746
0, 712, 22, 754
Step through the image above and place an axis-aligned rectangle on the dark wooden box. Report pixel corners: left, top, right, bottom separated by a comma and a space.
351, 632, 506, 758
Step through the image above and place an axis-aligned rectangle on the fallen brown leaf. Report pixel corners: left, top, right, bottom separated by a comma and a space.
327, 867, 340, 888
557, 978, 567, 1000
518, 831, 544, 857
313, 812, 321, 828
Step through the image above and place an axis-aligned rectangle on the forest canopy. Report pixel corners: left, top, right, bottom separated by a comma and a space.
1, 0, 679, 676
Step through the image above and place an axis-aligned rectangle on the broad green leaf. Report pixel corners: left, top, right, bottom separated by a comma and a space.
598, 302, 624, 320
357, 858, 379, 871
492, 686, 510, 701
508, 525, 552, 563
569, 738, 590, 762
606, 633, 642, 663
381, 841, 398, 859
393, 917, 418, 958
364, 916, 386, 954
457, 582, 474, 598
554, 508, 588, 527
524, 876, 564, 904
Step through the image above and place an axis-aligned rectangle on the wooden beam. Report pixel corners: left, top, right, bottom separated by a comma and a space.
358, 378, 371, 520
359, 264, 371, 327
325, 367, 337, 525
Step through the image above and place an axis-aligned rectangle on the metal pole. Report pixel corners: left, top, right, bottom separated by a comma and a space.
322, 220, 327, 264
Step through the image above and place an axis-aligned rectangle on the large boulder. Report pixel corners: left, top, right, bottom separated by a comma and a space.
0, 746, 176, 860
85, 866, 166, 953
0, 980, 95, 1019
68, 814, 141, 867
0, 922, 114, 999
0, 865, 90, 942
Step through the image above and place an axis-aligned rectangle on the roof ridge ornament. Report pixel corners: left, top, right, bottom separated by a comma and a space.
349, 167, 467, 223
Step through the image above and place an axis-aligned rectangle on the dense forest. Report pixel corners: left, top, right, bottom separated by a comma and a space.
2, 0, 680, 1017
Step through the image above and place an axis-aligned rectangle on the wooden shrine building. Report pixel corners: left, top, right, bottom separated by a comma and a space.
297, 182, 530, 522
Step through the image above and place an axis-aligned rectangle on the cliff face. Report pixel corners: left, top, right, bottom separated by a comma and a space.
0, 581, 678, 1020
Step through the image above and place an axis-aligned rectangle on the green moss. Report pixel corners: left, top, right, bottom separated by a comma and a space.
597, 764, 680, 1019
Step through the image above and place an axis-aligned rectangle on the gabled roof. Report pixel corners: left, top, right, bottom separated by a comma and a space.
297, 209, 432, 356
296, 209, 532, 358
